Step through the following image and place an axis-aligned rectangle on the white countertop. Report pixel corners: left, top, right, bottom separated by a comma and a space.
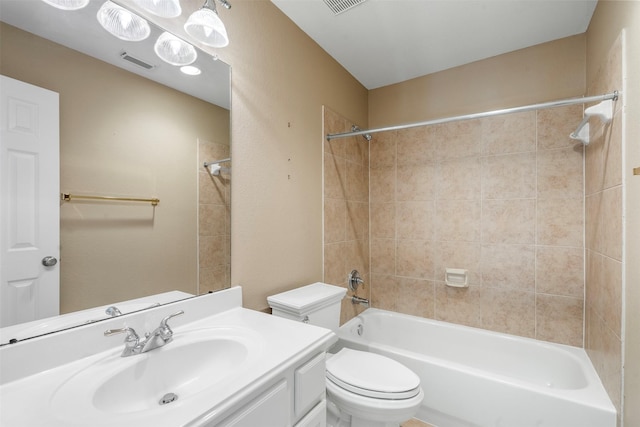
0, 287, 335, 427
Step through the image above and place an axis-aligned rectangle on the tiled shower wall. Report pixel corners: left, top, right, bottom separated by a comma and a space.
369, 105, 585, 346
198, 139, 231, 294
585, 33, 624, 417
323, 104, 587, 346
323, 107, 370, 323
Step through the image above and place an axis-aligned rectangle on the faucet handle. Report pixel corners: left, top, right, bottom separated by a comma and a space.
104, 326, 139, 342
158, 310, 184, 339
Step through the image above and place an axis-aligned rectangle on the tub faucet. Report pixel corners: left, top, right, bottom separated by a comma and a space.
351, 295, 370, 307
104, 310, 184, 357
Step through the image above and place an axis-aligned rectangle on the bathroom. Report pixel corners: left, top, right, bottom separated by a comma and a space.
0, 0, 639, 426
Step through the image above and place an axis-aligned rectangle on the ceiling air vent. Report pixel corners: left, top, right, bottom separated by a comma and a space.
323, 0, 367, 15
120, 52, 155, 70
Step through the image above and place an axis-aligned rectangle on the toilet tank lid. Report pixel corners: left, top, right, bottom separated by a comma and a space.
267, 282, 347, 313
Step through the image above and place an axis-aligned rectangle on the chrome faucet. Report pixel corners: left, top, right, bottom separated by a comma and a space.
104, 310, 184, 357
105, 306, 123, 317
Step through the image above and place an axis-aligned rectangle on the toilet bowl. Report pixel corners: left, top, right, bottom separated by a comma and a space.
325, 348, 424, 427
268, 283, 424, 427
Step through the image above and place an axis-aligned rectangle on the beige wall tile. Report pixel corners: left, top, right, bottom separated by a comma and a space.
396, 201, 434, 240
536, 294, 584, 346
199, 171, 227, 205
436, 199, 481, 242
371, 238, 395, 275
537, 147, 584, 199
397, 163, 436, 201
481, 111, 536, 155
199, 204, 227, 237
601, 186, 623, 261
482, 152, 536, 199
370, 166, 395, 203
346, 201, 368, 241
345, 136, 369, 166
603, 112, 622, 190
536, 198, 583, 247
371, 274, 399, 312
370, 130, 397, 168
324, 152, 347, 200
435, 283, 482, 328
346, 160, 368, 202
396, 277, 436, 318
370, 202, 395, 239
437, 119, 482, 161
536, 246, 584, 297
481, 244, 535, 291
481, 287, 535, 337
601, 255, 623, 337
537, 104, 584, 150
324, 242, 347, 285
324, 198, 346, 244
199, 235, 226, 269
345, 239, 369, 277
396, 239, 435, 279
435, 241, 481, 285
482, 199, 536, 244
397, 126, 436, 165
437, 157, 481, 200
586, 307, 622, 414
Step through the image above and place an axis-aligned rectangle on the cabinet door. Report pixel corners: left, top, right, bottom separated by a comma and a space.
219, 380, 290, 427
295, 353, 326, 418
294, 400, 326, 427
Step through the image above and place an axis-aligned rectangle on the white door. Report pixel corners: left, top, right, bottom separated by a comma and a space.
0, 75, 60, 328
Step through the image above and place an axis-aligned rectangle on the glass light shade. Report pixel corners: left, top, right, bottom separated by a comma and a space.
154, 32, 198, 66
97, 1, 150, 42
184, 8, 229, 48
133, 0, 181, 18
41, 0, 90, 10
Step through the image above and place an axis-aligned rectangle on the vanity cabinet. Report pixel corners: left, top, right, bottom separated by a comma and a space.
215, 352, 327, 427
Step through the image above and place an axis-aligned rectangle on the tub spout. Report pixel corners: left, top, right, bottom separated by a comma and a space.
352, 295, 369, 307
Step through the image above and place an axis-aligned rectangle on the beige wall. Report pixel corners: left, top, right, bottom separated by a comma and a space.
586, 1, 640, 425
217, 0, 368, 310
0, 22, 229, 312
369, 34, 586, 127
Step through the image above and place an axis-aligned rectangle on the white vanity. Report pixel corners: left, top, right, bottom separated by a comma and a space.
0, 287, 334, 427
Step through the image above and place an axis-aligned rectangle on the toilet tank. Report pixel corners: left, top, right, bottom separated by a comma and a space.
267, 283, 346, 331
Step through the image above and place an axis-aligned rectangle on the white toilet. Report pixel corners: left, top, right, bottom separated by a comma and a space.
268, 283, 424, 427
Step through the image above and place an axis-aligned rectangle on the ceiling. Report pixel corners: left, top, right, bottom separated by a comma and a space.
271, 0, 598, 89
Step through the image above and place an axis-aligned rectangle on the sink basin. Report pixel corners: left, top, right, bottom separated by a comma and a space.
50, 327, 263, 420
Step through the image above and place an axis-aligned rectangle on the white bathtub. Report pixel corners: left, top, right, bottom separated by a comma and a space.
333, 308, 616, 427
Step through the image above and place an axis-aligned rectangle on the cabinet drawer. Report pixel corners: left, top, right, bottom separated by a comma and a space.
295, 353, 326, 418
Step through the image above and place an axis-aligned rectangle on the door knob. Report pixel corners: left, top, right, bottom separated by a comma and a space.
42, 256, 58, 267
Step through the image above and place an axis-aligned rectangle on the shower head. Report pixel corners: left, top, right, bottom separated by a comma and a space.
351, 125, 372, 142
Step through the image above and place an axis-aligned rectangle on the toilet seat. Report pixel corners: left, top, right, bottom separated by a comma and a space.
326, 348, 421, 400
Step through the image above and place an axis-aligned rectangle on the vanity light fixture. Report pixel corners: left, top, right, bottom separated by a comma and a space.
97, 1, 151, 42
154, 32, 197, 66
184, 0, 231, 48
133, 0, 182, 18
40, 0, 90, 10
180, 65, 202, 76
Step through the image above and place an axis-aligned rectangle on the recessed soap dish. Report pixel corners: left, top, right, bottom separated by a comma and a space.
445, 268, 469, 288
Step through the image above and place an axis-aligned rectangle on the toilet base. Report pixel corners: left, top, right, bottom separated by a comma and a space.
327, 400, 405, 427
326, 390, 418, 427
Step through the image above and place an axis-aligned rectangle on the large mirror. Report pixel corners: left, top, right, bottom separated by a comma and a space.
0, 0, 231, 344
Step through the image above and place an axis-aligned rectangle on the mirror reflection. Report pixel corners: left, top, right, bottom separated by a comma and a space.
0, 0, 231, 344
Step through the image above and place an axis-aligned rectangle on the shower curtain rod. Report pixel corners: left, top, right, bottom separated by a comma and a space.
325, 91, 619, 141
